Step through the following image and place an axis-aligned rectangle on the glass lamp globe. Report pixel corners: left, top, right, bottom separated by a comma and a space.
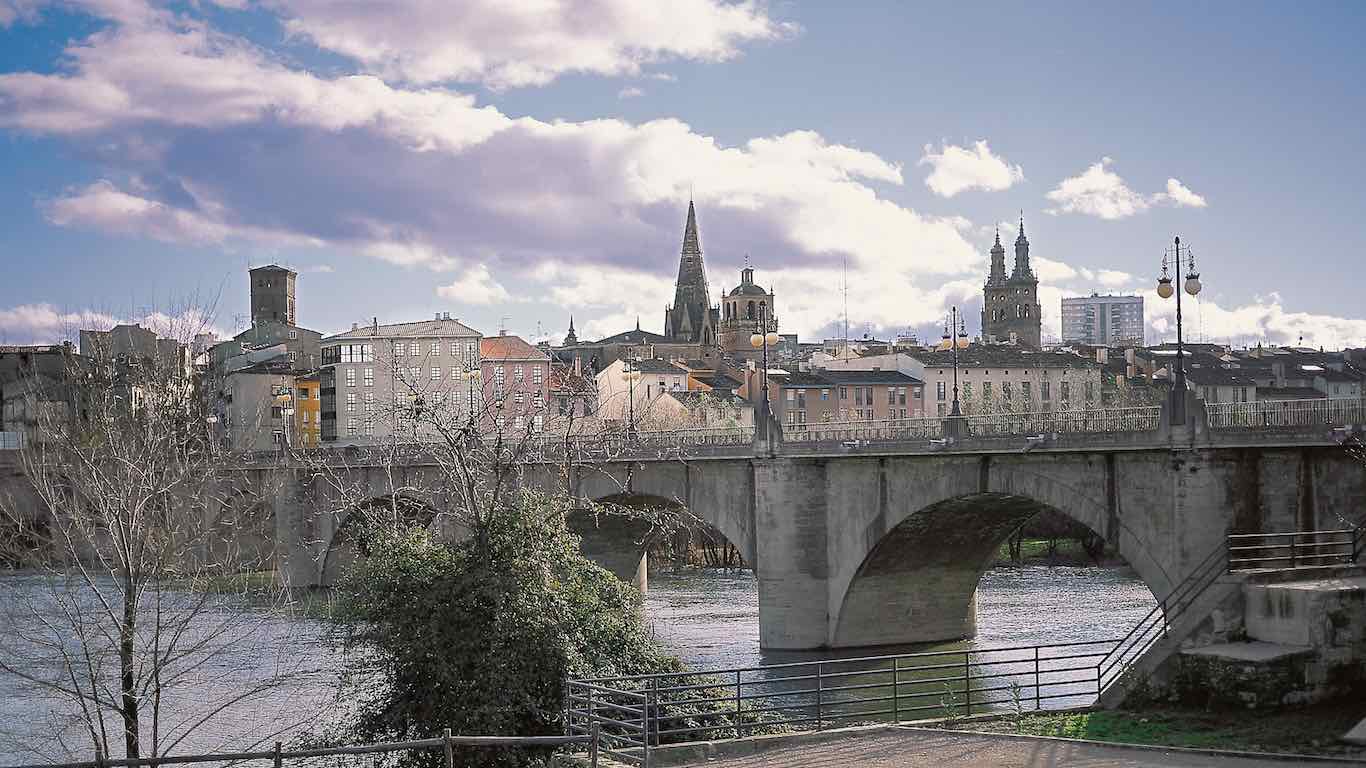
1156, 277, 1174, 299
750, 333, 764, 348
765, 331, 779, 346
1185, 274, 1202, 296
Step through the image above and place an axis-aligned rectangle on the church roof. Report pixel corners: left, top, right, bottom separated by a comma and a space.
594, 328, 670, 345
729, 283, 769, 296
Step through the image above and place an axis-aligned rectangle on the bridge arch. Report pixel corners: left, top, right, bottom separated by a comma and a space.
317, 492, 441, 586
830, 459, 1173, 648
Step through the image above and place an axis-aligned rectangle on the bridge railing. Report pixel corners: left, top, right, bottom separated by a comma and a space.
784, 417, 943, 443
1205, 398, 1366, 429
567, 639, 1116, 759
1227, 527, 1364, 571
965, 405, 1162, 437
0, 729, 599, 768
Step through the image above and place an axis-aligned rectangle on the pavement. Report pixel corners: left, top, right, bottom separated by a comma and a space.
676, 728, 1366, 767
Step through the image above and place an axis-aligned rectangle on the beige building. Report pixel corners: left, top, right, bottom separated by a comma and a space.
915, 347, 1104, 417
320, 314, 482, 444
596, 358, 690, 428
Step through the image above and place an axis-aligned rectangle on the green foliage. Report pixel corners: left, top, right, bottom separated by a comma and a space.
329, 489, 678, 767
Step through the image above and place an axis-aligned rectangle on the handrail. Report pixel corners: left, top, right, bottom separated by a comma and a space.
3, 729, 597, 768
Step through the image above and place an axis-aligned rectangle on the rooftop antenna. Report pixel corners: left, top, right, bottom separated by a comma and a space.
842, 256, 850, 360
500, 316, 510, 334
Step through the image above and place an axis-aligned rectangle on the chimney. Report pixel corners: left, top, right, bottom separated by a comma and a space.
499, 329, 507, 336
351, 322, 359, 331
372, 317, 378, 335
1096, 348, 1108, 364
435, 312, 442, 321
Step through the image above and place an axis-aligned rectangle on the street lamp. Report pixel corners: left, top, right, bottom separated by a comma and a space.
459, 364, 481, 427
941, 306, 967, 417
1156, 235, 1203, 425
623, 359, 642, 435
749, 324, 780, 403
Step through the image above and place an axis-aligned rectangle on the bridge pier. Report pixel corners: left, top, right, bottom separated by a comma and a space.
754, 458, 834, 649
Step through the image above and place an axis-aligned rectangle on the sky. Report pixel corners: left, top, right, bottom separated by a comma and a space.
2, 0, 1365, 350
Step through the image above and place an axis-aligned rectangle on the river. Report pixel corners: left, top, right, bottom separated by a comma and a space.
0, 564, 1156, 763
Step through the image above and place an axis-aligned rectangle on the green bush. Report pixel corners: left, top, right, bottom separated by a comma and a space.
329, 490, 678, 767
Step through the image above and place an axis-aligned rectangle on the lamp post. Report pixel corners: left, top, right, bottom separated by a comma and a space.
460, 364, 481, 429
750, 322, 780, 406
1156, 235, 1202, 425
623, 359, 642, 435
943, 306, 967, 417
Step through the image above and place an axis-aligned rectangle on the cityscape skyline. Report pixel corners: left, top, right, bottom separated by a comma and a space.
3, 1, 1366, 350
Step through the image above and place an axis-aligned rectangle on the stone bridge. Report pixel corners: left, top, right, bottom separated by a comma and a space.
260, 395, 1366, 650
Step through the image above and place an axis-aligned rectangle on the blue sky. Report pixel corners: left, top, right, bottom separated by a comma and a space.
2, 0, 1364, 349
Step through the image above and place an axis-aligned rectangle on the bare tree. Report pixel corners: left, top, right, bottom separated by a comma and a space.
0, 312, 323, 764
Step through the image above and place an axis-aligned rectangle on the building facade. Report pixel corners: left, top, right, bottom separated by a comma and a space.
1061, 294, 1145, 347
480, 332, 552, 433
981, 219, 1042, 347
320, 314, 482, 444
766, 369, 925, 426
916, 347, 1104, 417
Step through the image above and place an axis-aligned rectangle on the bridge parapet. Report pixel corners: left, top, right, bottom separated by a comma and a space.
1206, 398, 1366, 431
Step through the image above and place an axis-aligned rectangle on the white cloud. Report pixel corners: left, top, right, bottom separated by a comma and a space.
1031, 256, 1077, 283
1154, 177, 1207, 208
1097, 269, 1134, 288
0, 303, 224, 346
272, 0, 797, 89
1046, 158, 1208, 219
1145, 292, 1366, 350
617, 86, 644, 99
1045, 157, 1150, 220
437, 264, 513, 305
302, 264, 334, 273
918, 140, 1023, 198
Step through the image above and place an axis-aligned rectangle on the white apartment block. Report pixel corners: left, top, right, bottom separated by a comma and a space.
320, 314, 482, 444
1061, 294, 1145, 347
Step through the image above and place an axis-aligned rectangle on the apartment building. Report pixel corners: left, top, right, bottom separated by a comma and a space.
916, 347, 1104, 416
480, 332, 552, 433
1061, 294, 1145, 347
320, 314, 482, 443
766, 368, 925, 426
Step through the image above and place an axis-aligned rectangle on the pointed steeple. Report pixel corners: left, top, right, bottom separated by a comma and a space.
666, 199, 712, 342
564, 315, 577, 346
1011, 213, 1033, 281
988, 224, 1007, 284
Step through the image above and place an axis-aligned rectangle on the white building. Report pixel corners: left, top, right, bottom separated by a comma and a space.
1061, 294, 1145, 347
320, 314, 482, 444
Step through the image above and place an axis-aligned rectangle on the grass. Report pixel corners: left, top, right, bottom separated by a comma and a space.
960, 702, 1366, 758
170, 569, 339, 619
995, 538, 1100, 566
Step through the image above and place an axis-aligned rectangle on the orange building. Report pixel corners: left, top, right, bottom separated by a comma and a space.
294, 373, 320, 447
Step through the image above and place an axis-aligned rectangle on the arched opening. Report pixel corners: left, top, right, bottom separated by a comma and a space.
746, 301, 755, 319
832, 492, 1159, 649
318, 493, 438, 586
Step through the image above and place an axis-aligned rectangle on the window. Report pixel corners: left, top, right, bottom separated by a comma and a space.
467, 342, 477, 360
936, 382, 946, 401
346, 417, 358, 436
1060, 381, 1071, 402
514, 365, 524, 382
363, 418, 374, 436
533, 365, 543, 385
786, 389, 795, 402
821, 389, 829, 401
963, 382, 973, 400
495, 366, 505, 385
364, 367, 374, 387
1021, 381, 1031, 399
839, 386, 849, 400
346, 393, 357, 412
533, 414, 543, 431
797, 390, 806, 409
1041, 381, 1050, 400
1002, 383, 1012, 401
514, 392, 524, 405
345, 367, 356, 387
899, 387, 907, 406
409, 342, 420, 356
513, 416, 524, 431
365, 392, 375, 412
394, 342, 405, 357
271, 406, 283, 419
937, 403, 947, 417
431, 341, 440, 356
534, 394, 543, 408
288, 329, 298, 340
1084, 382, 1095, 402
451, 342, 461, 357
888, 388, 897, 405
431, 367, 442, 381
408, 367, 420, 381
983, 382, 993, 400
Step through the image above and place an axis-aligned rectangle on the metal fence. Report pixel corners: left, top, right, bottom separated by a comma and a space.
1228, 527, 1364, 571
566, 639, 1116, 765
965, 405, 1162, 437
784, 417, 944, 443
2, 730, 598, 768
0, 431, 24, 450
1205, 398, 1366, 429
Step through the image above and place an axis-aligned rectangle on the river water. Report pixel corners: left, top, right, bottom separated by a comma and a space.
0, 564, 1155, 763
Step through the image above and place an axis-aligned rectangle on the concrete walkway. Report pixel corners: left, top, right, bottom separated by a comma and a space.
679, 728, 1366, 767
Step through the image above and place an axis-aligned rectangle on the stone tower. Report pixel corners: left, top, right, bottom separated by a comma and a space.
981, 217, 1042, 347
663, 200, 720, 346
719, 265, 777, 358
563, 315, 578, 346
249, 264, 297, 326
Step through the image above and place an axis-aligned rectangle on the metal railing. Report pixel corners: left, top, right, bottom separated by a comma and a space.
0, 431, 24, 450
566, 639, 1116, 761
2, 729, 598, 768
1205, 398, 1366, 429
965, 405, 1162, 437
784, 417, 944, 443
1228, 527, 1364, 571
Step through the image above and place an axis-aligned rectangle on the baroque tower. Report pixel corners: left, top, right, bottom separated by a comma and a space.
981, 216, 1042, 347
719, 265, 778, 359
663, 200, 720, 346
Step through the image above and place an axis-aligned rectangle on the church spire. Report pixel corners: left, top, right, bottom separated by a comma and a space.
988, 224, 1007, 284
665, 199, 713, 343
1011, 213, 1033, 280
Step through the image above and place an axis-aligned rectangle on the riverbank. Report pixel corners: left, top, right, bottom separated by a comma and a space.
956, 701, 1366, 759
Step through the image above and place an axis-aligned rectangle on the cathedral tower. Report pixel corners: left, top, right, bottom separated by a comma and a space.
664, 200, 720, 346
981, 216, 1042, 347
719, 265, 778, 358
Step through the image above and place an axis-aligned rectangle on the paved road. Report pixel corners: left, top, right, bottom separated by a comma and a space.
680, 728, 1366, 767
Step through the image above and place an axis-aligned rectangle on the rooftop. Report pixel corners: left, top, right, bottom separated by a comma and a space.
325, 317, 481, 340
481, 334, 550, 362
